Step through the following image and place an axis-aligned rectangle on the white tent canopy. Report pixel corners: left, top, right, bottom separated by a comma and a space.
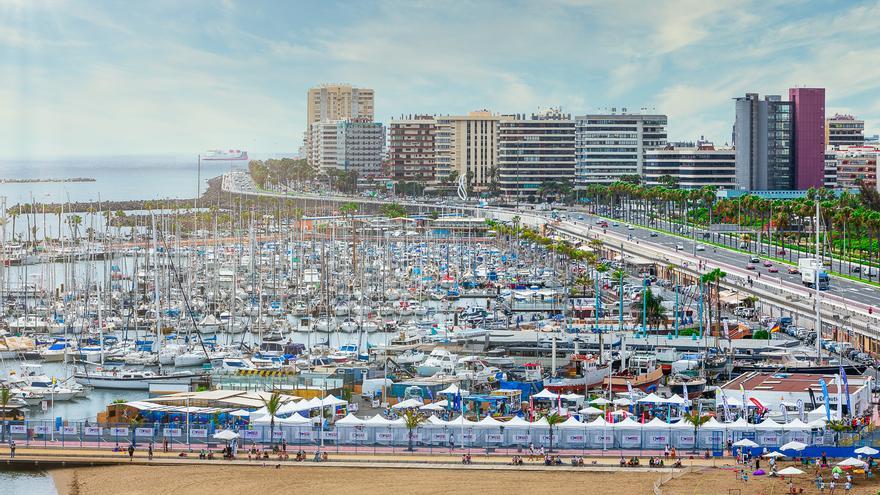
335, 413, 364, 426
613, 398, 634, 407
837, 457, 867, 467
589, 397, 611, 406
780, 441, 808, 452
419, 400, 448, 411
855, 446, 880, 456
392, 398, 424, 410
579, 406, 604, 415
637, 393, 666, 404
213, 429, 239, 441
777, 467, 806, 476
733, 438, 759, 448
532, 389, 559, 400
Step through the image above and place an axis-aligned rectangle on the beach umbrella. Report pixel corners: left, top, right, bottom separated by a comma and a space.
229, 409, 250, 417
763, 451, 786, 458
777, 467, 805, 476
854, 446, 880, 456
837, 457, 867, 467
732, 439, 759, 448
213, 430, 239, 441
780, 441, 808, 452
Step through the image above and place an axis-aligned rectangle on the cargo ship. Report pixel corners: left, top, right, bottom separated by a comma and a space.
202, 149, 248, 161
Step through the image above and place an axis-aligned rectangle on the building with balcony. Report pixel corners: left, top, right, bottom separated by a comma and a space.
644, 142, 736, 190
497, 108, 575, 198
387, 115, 436, 182
824, 145, 879, 190
310, 119, 384, 177
434, 110, 502, 190
789, 87, 826, 190
305, 84, 375, 166
826, 114, 864, 147
574, 110, 667, 186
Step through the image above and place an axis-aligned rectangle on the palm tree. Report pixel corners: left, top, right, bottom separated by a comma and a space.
700, 268, 727, 336
682, 411, 710, 453
402, 410, 427, 451
0, 385, 10, 442
826, 420, 852, 447
261, 391, 283, 446
544, 411, 566, 453
630, 287, 666, 332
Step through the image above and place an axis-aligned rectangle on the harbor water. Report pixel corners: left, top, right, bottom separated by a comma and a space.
0, 468, 58, 495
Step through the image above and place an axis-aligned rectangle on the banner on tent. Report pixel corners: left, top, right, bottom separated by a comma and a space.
272, 431, 284, 439
163, 428, 182, 438
432, 433, 448, 442
136, 428, 154, 437
622, 435, 640, 444
110, 427, 129, 436
298, 431, 314, 440
649, 435, 668, 443
538, 434, 550, 443
486, 433, 502, 443
566, 434, 586, 443
352, 431, 367, 441
461, 432, 475, 442
33, 425, 49, 434
592, 433, 612, 443
678, 435, 695, 445
513, 434, 530, 443
376, 432, 393, 442
62, 426, 77, 435
321, 431, 338, 440
760, 434, 779, 444
10, 425, 27, 435
189, 428, 208, 438
242, 430, 261, 440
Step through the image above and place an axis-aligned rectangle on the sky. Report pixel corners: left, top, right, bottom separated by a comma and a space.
1, 0, 880, 158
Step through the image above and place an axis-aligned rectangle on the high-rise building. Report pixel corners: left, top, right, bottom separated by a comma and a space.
336, 119, 385, 178
309, 118, 384, 177
387, 115, 436, 182
305, 84, 375, 166
826, 114, 865, 147
574, 110, 667, 186
497, 108, 575, 198
434, 110, 501, 189
644, 142, 736, 190
824, 145, 879, 190
733, 93, 794, 190
307, 84, 374, 127
824, 150, 838, 189
789, 87, 826, 190
308, 120, 340, 172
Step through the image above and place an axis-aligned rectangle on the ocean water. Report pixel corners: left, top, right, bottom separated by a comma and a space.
0, 153, 287, 204
0, 468, 58, 495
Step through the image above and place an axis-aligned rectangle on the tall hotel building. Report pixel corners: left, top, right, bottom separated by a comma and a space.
826, 114, 865, 147
497, 108, 575, 197
789, 87, 826, 190
644, 142, 736, 190
574, 110, 667, 186
305, 84, 375, 166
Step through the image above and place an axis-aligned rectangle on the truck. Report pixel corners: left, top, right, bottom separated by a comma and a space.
798, 258, 829, 290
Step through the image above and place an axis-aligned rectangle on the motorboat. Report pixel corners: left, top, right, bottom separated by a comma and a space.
416, 348, 457, 376
74, 368, 198, 390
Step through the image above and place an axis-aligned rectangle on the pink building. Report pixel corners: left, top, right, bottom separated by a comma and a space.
789, 88, 826, 190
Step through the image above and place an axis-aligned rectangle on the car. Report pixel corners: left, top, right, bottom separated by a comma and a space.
612, 222, 620, 227
627, 225, 635, 230
768, 266, 778, 273
777, 249, 786, 255
746, 264, 756, 270
852, 266, 861, 273
702, 233, 711, 239
695, 244, 705, 251
787, 267, 799, 274
595, 220, 604, 225
649, 232, 658, 237
675, 245, 684, 251
763, 260, 773, 267
749, 256, 760, 263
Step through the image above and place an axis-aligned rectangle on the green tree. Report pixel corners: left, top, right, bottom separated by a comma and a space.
545, 411, 566, 453
0, 385, 10, 441
402, 410, 427, 451
682, 411, 710, 453
261, 391, 284, 446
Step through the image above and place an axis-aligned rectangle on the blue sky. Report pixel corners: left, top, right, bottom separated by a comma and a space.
2, 0, 879, 158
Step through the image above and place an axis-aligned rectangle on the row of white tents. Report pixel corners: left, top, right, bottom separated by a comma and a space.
235, 411, 831, 449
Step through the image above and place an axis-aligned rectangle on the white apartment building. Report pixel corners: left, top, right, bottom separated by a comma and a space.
310, 119, 384, 177
644, 143, 736, 190
575, 110, 667, 186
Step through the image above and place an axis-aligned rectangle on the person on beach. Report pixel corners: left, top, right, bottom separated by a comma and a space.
128, 444, 135, 461
664, 444, 670, 460
10, 440, 15, 458
148, 443, 153, 460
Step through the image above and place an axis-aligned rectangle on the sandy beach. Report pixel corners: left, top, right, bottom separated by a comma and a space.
48, 464, 880, 495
